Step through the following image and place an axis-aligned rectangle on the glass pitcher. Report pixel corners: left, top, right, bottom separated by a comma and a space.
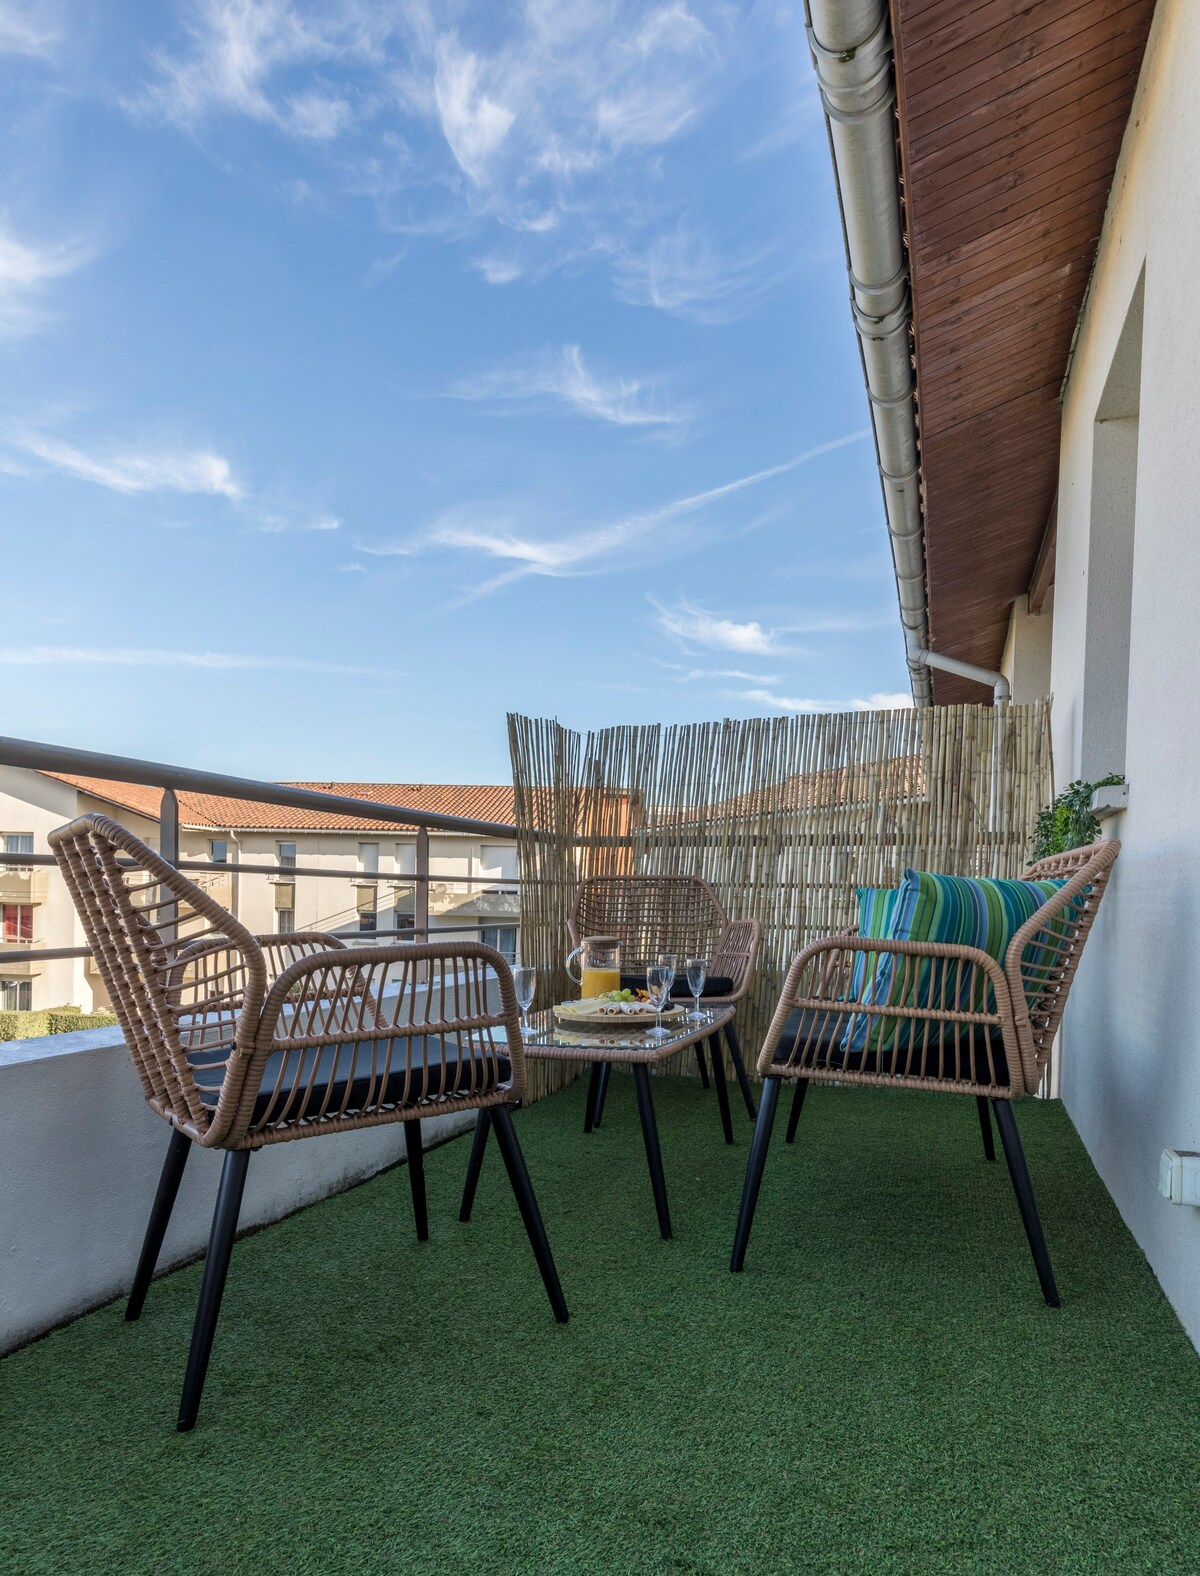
566, 935, 622, 1000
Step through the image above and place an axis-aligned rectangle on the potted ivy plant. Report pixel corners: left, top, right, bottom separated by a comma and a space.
1031, 774, 1125, 861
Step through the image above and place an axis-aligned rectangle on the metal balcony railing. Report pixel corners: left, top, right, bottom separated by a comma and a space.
0, 733, 525, 973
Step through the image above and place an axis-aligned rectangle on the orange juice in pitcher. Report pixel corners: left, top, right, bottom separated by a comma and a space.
566, 936, 623, 999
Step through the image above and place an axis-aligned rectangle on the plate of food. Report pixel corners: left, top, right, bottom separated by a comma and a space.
553, 988, 685, 1028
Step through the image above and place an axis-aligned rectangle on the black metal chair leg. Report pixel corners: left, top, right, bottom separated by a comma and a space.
785, 1078, 808, 1144
730, 1076, 781, 1271
583, 1061, 604, 1133
724, 1019, 758, 1121
459, 1109, 491, 1222
405, 1119, 428, 1241
709, 1035, 734, 1145
127, 1128, 191, 1322
177, 1148, 251, 1432
977, 1096, 996, 1162
631, 1064, 672, 1240
592, 1062, 612, 1129
991, 1099, 1060, 1307
694, 1042, 710, 1089
489, 1104, 569, 1323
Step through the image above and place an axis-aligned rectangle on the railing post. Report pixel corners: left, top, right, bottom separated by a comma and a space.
159, 788, 181, 945
414, 828, 429, 944
160, 789, 179, 868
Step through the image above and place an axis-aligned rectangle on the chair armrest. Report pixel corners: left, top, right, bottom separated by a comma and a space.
204, 942, 526, 1148
710, 918, 762, 1003
1004, 838, 1120, 1085
758, 935, 1019, 1087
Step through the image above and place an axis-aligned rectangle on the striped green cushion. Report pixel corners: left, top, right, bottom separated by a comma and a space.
847, 885, 901, 1000
844, 870, 1066, 1053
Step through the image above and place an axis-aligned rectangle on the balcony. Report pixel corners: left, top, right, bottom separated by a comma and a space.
3, 1076, 1199, 1567
0, 868, 47, 905
428, 879, 520, 919
0, 941, 42, 977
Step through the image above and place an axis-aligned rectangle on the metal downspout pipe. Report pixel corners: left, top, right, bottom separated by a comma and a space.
805, 0, 932, 705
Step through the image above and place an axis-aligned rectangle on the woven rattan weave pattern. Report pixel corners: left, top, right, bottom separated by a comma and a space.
48, 813, 526, 1149
757, 840, 1120, 1098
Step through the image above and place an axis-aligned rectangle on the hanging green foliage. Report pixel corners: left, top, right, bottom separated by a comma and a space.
1031, 775, 1124, 861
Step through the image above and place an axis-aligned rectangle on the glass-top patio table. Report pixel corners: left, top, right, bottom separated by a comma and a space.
460, 1004, 735, 1241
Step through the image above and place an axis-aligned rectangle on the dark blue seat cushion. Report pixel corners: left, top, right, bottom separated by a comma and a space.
771, 1008, 1009, 1087
619, 972, 735, 1000
189, 1036, 511, 1124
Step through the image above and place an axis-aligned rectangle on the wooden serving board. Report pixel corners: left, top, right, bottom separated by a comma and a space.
553, 1001, 685, 1028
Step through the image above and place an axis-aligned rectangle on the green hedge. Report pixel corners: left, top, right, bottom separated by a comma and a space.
47, 1010, 118, 1035
0, 1007, 119, 1042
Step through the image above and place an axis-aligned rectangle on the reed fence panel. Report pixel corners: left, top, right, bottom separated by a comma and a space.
507, 703, 1054, 1100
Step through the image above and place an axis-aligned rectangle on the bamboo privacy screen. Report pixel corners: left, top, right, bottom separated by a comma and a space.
508, 703, 1054, 1100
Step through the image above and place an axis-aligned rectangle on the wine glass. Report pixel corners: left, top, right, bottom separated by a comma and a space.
686, 956, 707, 1021
645, 962, 672, 1040
513, 964, 537, 1039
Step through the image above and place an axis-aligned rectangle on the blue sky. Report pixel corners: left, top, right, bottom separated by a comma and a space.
0, 0, 909, 783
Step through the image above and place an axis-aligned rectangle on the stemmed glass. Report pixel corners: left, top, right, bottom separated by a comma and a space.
513, 964, 538, 1039
686, 956, 707, 1021
645, 962, 672, 1040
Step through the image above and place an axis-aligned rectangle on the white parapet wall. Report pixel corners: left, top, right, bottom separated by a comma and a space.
0, 1020, 478, 1354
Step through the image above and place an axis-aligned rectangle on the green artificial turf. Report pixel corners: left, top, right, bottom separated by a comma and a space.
3, 1077, 1199, 1576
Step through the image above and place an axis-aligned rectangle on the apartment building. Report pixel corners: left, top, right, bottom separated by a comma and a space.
0, 767, 519, 1013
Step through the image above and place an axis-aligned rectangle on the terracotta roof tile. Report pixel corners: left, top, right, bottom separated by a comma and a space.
40, 774, 516, 833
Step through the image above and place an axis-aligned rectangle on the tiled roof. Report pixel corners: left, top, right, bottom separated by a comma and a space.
40, 774, 517, 833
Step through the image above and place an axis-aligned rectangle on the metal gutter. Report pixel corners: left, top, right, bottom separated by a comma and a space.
805, 0, 932, 704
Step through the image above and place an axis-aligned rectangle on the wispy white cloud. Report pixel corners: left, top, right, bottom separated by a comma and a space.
256, 509, 340, 533
665, 665, 783, 684
0, 645, 398, 677
0, 0, 61, 58
433, 33, 515, 185
604, 227, 781, 323
732, 687, 913, 714
10, 430, 242, 498
453, 343, 687, 429
365, 431, 869, 599
0, 223, 91, 339
473, 254, 522, 285
128, 0, 375, 139
655, 598, 785, 656
129, 2, 776, 317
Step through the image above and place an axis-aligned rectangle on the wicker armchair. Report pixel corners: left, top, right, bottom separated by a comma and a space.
49, 814, 567, 1431
730, 840, 1120, 1305
569, 874, 762, 1133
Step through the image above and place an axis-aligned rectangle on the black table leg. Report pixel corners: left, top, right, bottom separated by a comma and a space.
694, 1042, 710, 1088
724, 1018, 758, 1121
709, 1034, 734, 1145
593, 1062, 612, 1128
583, 1061, 604, 1133
631, 1064, 672, 1241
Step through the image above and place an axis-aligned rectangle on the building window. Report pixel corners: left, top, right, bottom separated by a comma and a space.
2, 833, 34, 867
0, 979, 32, 1010
358, 910, 378, 934
358, 842, 379, 873
277, 908, 295, 935
2, 905, 34, 942
210, 839, 228, 866
480, 925, 518, 964
277, 841, 296, 869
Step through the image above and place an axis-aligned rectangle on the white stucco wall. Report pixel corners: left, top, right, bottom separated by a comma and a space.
0, 770, 93, 1011
1049, 0, 1200, 1346
1000, 591, 1054, 704
0, 1019, 477, 1353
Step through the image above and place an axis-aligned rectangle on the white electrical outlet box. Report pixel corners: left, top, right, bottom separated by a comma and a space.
1159, 1150, 1200, 1205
